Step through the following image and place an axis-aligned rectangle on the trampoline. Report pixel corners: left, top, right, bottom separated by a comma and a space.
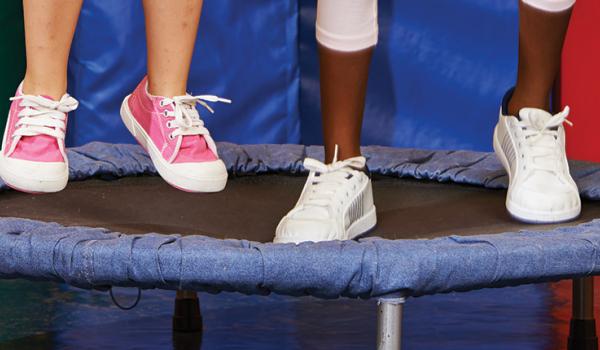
1, 142, 600, 349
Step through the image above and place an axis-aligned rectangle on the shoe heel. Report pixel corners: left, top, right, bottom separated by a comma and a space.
120, 96, 136, 138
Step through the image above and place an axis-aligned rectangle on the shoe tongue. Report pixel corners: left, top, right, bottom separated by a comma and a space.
175, 104, 203, 150
519, 108, 552, 131
293, 173, 346, 220
181, 134, 203, 149
19, 95, 63, 153
176, 134, 209, 159
519, 108, 561, 168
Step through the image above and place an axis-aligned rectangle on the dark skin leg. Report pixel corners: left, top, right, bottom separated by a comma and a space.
319, 45, 373, 163
508, 1, 573, 115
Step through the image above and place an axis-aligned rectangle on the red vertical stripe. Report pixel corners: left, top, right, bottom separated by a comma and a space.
561, 0, 600, 162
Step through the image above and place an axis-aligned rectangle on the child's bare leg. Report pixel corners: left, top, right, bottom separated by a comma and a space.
143, 0, 203, 97
22, 0, 83, 99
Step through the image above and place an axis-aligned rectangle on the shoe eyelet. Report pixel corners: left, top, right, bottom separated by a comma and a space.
163, 111, 169, 117
168, 134, 175, 140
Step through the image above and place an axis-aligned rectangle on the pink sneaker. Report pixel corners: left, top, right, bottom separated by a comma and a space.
120, 77, 230, 192
0, 82, 78, 193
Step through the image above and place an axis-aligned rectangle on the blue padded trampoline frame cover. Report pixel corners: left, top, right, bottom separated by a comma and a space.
1, 142, 600, 299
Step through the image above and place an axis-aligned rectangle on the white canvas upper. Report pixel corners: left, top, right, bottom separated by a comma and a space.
493, 105, 581, 223
275, 149, 376, 244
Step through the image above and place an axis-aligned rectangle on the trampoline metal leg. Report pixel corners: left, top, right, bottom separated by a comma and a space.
568, 277, 598, 350
173, 290, 203, 333
377, 297, 405, 350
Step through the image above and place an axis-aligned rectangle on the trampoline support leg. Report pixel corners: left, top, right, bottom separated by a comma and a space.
377, 297, 405, 350
568, 277, 598, 350
172, 291, 203, 350
173, 290, 203, 333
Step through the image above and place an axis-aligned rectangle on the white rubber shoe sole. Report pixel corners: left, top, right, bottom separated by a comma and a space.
493, 126, 581, 223
0, 155, 68, 193
120, 96, 228, 193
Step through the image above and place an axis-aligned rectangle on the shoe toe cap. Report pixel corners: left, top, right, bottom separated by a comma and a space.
1, 156, 68, 181
0, 155, 68, 192
275, 218, 337, 244
170, 159, 227, 179
510, 176, 581, 215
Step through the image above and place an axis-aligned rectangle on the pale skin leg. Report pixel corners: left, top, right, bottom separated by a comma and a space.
142, 0, 204, 97
22, 0, 83, 100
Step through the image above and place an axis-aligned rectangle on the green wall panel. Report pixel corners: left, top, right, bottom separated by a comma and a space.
0, 2, 26, 134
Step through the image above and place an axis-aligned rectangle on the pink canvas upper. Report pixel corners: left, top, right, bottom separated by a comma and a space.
127, 77, 218, 163
3, 85, 74, 162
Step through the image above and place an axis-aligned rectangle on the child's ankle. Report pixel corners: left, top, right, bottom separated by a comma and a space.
22, 77, 66, 101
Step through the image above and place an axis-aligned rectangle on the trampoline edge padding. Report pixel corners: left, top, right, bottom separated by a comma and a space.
2, 141, 598, 199
1, 217, 600, 298
1, 141, 600, 299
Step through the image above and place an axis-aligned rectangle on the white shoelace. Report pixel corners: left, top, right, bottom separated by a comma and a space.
519, 106, 572, 174
7, 94, 78, 156
300, 146, 366, 217
159, 94, 231, 141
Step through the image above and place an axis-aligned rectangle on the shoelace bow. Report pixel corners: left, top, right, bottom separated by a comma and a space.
520, 106, 572, 174
160, 95, 231, 139
300, 147, 366, 214
9, 94, 78, 140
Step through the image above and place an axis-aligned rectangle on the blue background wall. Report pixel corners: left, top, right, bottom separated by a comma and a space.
67, 0, 519, 152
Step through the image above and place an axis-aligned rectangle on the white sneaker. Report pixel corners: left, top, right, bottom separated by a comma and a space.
493, 98, 581, 223
274, 148, 377, 244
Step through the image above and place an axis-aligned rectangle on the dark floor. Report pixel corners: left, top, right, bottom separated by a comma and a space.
0, 279, 560, 350
1, 174, 599, 241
